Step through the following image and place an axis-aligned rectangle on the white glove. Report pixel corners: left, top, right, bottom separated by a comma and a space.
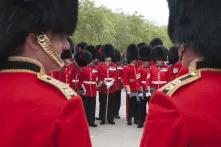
138, 93, 144, 98
146, 92, 151, 97
105, 82, 112, 89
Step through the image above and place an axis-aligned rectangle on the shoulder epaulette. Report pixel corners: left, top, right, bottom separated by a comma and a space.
37, 74, 77, 100
160, 71, 201, 96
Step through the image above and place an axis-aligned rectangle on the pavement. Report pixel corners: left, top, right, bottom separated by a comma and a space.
89, 90, 144, 147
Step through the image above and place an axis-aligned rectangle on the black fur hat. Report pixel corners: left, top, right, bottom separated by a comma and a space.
152, 45, 167, 61
74, 50, 93, 67
139, 45, 151, 61
167, 0, 221, 66
84, 45, 97, 60
168, 46, 179, 65
126, 44, 138, 63
61, 50, 72, 60
75, 42, 87, 54
138, 42, 148, 49
112, 49, 121, 63
95, 44, 104, 61
102, 44, 114, 59
0, 0, 78, 67
150, 38, 163, 47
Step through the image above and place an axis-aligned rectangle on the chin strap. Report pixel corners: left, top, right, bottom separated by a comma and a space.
36, 33, 65, 68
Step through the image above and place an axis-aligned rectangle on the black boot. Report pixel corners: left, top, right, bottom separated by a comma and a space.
127, 120, 132, 125
137, 124, 143, 128
89, 123, 98, 127
108, 121, 115, 125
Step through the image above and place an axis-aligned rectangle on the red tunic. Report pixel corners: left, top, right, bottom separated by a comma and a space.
79, 65, 98, 97
149, 65, 169, 89
61, 62, 79, 91
168, 61, 189, 81
122, 64, 142, 93
48, 70, 61, 81
114, 64, 124, 91
139, 67, 151, 91
0, 57, 91, 147
97, 62, 118, 94
140, 64, 221, 147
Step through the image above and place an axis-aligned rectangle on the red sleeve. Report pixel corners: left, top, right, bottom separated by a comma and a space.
122, 67, 129, 86
140, 91, 185, 147
50, 96, 92, 147
141, 91, 221, 147
176, 66, 189, 78
97, 64, 104, 82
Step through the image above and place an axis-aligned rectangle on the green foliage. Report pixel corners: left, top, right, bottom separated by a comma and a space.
73, 0, 172, 52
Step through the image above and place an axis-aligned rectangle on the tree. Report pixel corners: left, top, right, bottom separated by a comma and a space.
73, 0, 172, 52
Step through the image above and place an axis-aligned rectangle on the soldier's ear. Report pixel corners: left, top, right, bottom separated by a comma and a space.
25, 33, 40, 51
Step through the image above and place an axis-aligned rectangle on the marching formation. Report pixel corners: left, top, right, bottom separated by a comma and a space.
49, 37, 188, 128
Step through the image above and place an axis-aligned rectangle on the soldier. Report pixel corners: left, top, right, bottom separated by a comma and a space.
59, 38, 80, 91
168, 46, 188, 81
97, 44, 117, 125
75, 50, 98, 127
137, 45, 152, 128
149, 45, 169, 90
60, 40, 74, 86
140, 0, 221, 146
112, 49, 124, 119
95, 44, 104, 121
122, 44, 141, 125
0, 0, 91, 146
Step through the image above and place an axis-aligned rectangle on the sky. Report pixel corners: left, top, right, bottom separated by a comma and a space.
94, 0, 169, 26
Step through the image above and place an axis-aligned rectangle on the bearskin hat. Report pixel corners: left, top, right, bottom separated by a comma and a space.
112, 49, 121, 63
74, 50, 93, 67
152, 45, 167, 61
126, 44, 138, 63
138, 42, 148, 49
61, 50, 72, 60
102, 44, 114, 59
84, 45, 97, 60
168, 46, 179, 65
168, 0, 221, 66
150, 38, 163, 47
0, 0, 78, 67
139, 45, 151, 61
95, 45, 104, 61
75, 42, 87, 54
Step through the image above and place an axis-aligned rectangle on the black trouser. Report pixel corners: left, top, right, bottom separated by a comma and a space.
98, 92, 102, 119
100, 92, 115, 123
113, 90, 121, 116
82, 96, 96, 124
127, 95, 138, 122
137, 97, 148, 125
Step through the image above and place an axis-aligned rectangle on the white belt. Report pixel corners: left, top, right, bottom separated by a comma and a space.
72, 79, 79, 83
104, 78, 114, 81
152, 81, 167, 85
129, 79, 136, 82
83, 81, 96, 85
141, 81, 146, 84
